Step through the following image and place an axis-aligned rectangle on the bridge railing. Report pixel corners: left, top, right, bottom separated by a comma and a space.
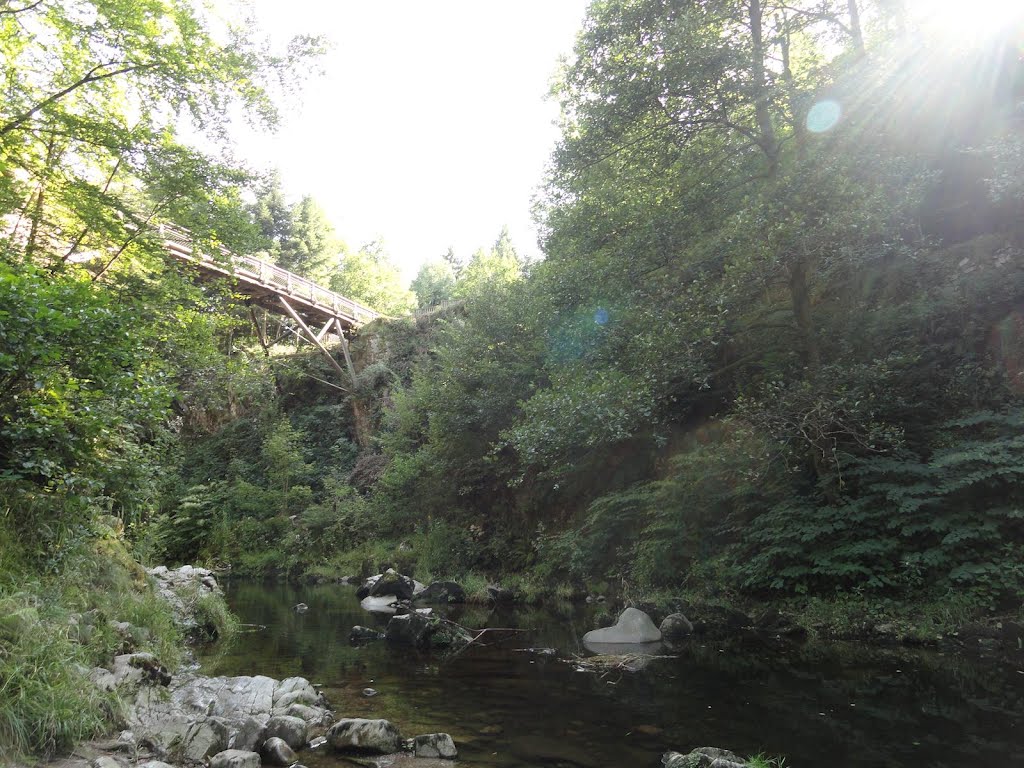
158, 223, 380, 326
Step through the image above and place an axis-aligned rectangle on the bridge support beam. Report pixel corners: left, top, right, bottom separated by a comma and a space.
278, 296, 349, 387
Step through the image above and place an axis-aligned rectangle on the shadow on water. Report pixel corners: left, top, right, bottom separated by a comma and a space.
198, 580, 1024, 768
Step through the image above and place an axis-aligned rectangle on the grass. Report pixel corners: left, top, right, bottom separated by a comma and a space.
0, 589, 122, 760
0, 516, 238, 762
747, 755, 787, 768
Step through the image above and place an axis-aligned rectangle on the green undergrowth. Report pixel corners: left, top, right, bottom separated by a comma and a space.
0, 514, 233, 762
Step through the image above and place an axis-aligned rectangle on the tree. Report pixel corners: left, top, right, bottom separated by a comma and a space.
279, 195, 342, 281
453, 231, 524, 300
0, 0, 323, 274
330, 240, 416, 316
410, 259, 456, 308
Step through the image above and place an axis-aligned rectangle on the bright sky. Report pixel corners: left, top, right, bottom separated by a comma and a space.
228, 0, 591, 281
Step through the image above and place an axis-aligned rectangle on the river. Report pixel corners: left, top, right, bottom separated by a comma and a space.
197, 580, 1024, 767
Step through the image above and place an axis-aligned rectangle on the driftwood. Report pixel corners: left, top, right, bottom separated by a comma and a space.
562, 652, 677, 680
433, 615, 534, 662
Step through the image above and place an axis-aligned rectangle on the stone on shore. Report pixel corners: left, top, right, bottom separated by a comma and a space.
260, 736, 297, 766
415, 581, 466, 604
210, 749, 261, 768
663, 746, 748, 768
326, 718, 402, 754
263, 715, 307, 750
660, 613, 694, 641
413, 733, 458, 759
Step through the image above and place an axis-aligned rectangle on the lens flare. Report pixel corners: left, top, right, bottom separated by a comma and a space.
806, 100, 841, 133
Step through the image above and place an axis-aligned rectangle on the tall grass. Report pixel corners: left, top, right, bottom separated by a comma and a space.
0, 592, 121, 760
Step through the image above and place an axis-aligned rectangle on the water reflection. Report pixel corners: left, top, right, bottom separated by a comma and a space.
198, 581, 1024, 768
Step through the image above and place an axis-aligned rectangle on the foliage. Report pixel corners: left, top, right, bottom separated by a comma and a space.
330, 240, 416, 316
739, 409, 1024, 606
411, 258, 457, 308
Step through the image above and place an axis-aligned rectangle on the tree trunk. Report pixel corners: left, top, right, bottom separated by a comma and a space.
789, 254, 820, 368
748, 0, 779, 174
848, 0, 865, 55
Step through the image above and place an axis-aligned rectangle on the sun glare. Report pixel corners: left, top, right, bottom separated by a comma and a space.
911, 0, 1023, 44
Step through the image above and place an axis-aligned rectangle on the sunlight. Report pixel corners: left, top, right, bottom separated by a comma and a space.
910, 0, 1023, 45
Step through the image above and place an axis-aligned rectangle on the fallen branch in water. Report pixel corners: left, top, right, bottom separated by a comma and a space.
433, 615, 535, 662
562, 652, 677, 679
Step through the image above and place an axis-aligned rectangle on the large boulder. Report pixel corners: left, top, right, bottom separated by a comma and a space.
663, 747, 748, 768
660, 613, 694, 641
385, 612, 436, 649
210, 749, 261, 768
326, 718, 402, 754
583, 607, 662, 644
413, 733, 458, 759
415, 581, 466, 604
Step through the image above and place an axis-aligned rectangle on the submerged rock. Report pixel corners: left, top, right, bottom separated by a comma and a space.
583, 607, 662, 644
413, 733, 457, 759
350, 625, 386, 643
326, 718, 402, 754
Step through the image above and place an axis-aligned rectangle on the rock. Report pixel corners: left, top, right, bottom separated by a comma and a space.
137, 762, 175, 768
486, 584, 515, 603
660, 613, 694, 641
176, 716, 232, 762
210, 749, 262, 768
260, 736, 297, 766
754, 608, 806, 639
147, 564, 223, 635
264, 715, 307, 750
232, 716, 267, 752
111, 652, 172, 691
684, 604, 752, 637
413, 733, 457, 759
281, 703, 332, 726
415, 581, 467, 604
294, 603, 309, 613
385, 612, 436, 648
663, 747, 747, 768
91, 757, 121, 768
583, 607, 662, 644
362, 688, 378, 697
326, 718, 402, 754
360, 595, 400, 614
368, 569, 415, 601
350, 625, 386, 643
273, 688, 318, 710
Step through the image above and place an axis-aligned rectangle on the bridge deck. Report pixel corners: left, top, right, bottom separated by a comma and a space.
159, 224, 380, 330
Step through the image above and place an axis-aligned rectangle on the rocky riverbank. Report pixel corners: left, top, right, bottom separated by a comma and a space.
18, 566, 463, 768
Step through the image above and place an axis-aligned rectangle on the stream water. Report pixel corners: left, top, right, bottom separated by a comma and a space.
197, 580, 1024, 768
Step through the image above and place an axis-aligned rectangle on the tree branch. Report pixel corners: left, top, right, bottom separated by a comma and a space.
0, 0, 44, 16
0, 61, 155, 137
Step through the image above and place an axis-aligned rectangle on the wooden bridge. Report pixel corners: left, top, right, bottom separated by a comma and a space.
159, 223, 379, 386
